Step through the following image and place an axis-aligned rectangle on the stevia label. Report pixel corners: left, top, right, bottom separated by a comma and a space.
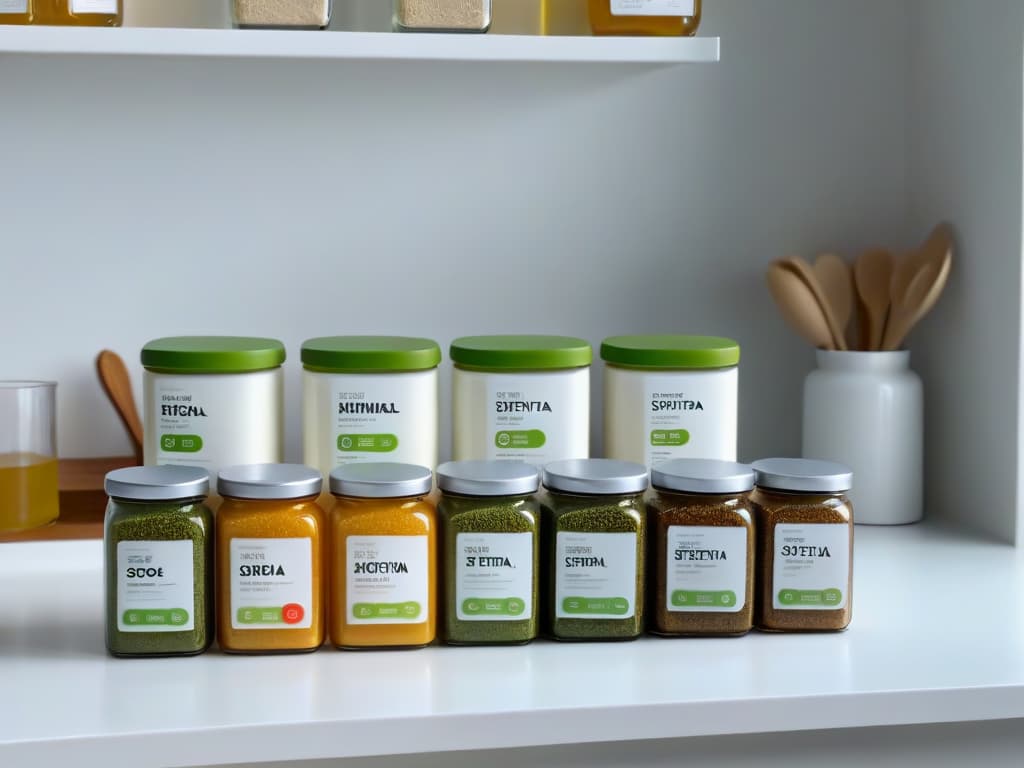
230, 538, 313, 630
611, 0, 696, 16
485, 373, 587, 464
643, 369, 737, 465
0, 1, 28, 13
117, 540, 195, 633
665, 526, 746, 613
455, 532, 533, 621
772, 523, 850, 610
555, 532, 637, 619
72, 0, 118, 13
346, 535, 429, 624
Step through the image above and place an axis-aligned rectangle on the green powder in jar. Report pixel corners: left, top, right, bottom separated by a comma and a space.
541, 460, 647, 641
103, 467, 214, 658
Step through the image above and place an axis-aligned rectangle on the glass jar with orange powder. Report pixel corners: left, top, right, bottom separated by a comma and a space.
216, 464, 326, 654
329, 463, 436, 650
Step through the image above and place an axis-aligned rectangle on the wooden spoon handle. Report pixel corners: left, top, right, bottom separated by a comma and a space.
96, 350, 144, 464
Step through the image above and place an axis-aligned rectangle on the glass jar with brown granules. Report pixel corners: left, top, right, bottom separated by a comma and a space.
647, 459, 755, 637
750, 458, 853, 632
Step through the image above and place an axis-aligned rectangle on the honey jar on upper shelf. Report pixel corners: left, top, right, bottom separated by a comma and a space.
0, 1, 32, 25
589, 0, 701, 36
35, 0, 122, 26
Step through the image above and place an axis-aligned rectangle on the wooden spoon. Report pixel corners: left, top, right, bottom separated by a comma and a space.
766, 261, 835, 350
779, 256, 848, 350
96, 350, 144, 464
890, 223, 953, 307
853, 248, 894, 350
881, 248, 953, 350
813, 253, 854, 347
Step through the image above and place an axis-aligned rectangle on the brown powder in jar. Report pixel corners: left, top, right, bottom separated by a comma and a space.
234, 0, 330, 28
751, 490, 853, 632
395, 0, 491, 31
647, 492, 754, 637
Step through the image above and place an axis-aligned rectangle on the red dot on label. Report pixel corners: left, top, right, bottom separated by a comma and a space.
282, 603, 304, 624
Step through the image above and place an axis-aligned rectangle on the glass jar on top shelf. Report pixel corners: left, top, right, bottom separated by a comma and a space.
232, 0, 331, 29
0, 1, 32, 25
35, 0, 122, 26
394, 0, 491, 33
589, 0, 701, 37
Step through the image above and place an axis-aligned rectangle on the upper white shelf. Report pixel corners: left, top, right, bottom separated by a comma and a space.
2, 524, 1024, 766
0, 26, 720, 63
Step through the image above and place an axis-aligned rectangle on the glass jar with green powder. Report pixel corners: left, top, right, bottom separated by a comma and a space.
103, 466, 214, 658
542, 458, 647, 641
437, 460, 541, 645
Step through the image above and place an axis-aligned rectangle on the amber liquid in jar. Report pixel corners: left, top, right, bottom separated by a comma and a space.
0, 1, 32, 25
35, 0, 122, 26
751, 488, 853, 632
330, 494, 437, 649
589, 0, 701, 36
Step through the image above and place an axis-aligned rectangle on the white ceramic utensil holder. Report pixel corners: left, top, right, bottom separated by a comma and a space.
802, 350, 923, 525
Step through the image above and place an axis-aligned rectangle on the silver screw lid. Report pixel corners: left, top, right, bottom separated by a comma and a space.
436, 460, 540, 497
651, 459, 755, 495
105, 465, 209, 502
751, 458, 853, 493
218, 463, 322, 500
329, 462, 433, 499
542, 459, 648, 496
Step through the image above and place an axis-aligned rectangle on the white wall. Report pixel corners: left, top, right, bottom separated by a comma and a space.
0, 1, 908, 473
906, 0, 1024, 544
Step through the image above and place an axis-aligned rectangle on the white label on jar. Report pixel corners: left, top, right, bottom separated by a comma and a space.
72, 0, 118, 13
117, 540, 195, 633
611, 0, 695, 16
644, 370, 737, 465
665, 526, 746, 613
555, 532, 636, 619
485, 373, 586, 464
456, 533, 533, 621
328, 374, 434, 467
230, 538, 313, 630
0, 1, 28, 14
346, 535, 429, 624
772, 524, 850, 610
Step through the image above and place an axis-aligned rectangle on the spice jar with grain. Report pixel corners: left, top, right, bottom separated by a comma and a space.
329, 462, 437, 649
437, 460, 540, 646
232, 0, 331, 29
542, 459, 647, 641
103, 466, 214, 658
647, 459, 755, 637
393, 0, 491, 33
216, 464, 326, 654
751, 458, 853, 632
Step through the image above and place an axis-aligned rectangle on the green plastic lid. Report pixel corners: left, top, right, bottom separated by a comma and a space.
600, 335, 740, 370
301, 336, 441, 373
141, 336, 286, 374
450, 335, 592, 371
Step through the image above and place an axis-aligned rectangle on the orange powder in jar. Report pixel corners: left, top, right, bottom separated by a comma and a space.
328, 463, 436, 649
216, 464, 326, 653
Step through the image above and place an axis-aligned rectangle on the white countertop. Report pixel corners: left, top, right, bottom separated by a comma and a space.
1, 524, 1022, 766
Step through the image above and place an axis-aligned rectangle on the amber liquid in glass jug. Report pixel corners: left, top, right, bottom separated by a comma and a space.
35, 0, 122, 26
589, 0, 701, 36
0, 1, 32, 25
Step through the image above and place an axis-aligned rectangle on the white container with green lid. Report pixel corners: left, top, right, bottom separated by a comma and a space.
141, 336, 285, 489
601, 335, 740, 466
301, 336, 441, 477
450, 335, 591, 465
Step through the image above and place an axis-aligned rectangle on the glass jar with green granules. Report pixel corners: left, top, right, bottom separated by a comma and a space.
648, 459, 755, 637
437, 460, 541, 645
542, 459, 647, 641
103, 466, 214, 657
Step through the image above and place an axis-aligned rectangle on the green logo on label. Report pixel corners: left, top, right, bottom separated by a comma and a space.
352, 601, 422, 620
561, 597, 629, 615
337, 433, 399, 453
778, 588, 843, 606
123, 609, 189, 626
650, 430, 689, 447
671, 590, 737, 608
494, 430, 546, 450
237, 607, 283, 624
160, 434, 203, 453
462, 597, 526, 617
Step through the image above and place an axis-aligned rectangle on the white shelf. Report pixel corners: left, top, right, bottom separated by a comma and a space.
2, 524, 1023, 766
0, 26, 720, 63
